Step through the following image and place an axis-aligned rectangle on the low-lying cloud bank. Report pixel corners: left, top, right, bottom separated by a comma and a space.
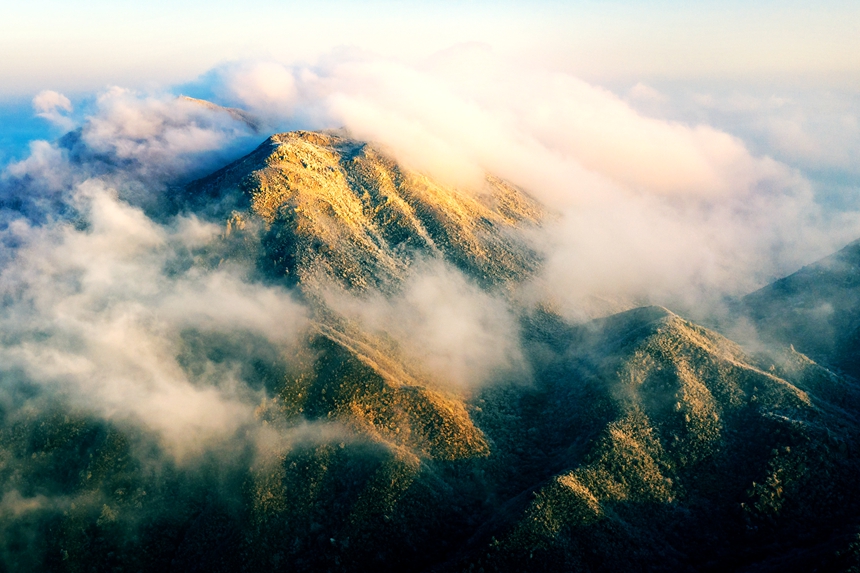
0, 48, 859, 455
206, 50, 860, 309
210, 49, 783, 197
0, 181, 308, 458
2, 87, 259, 222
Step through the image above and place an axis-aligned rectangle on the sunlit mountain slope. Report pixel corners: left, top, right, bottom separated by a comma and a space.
182, 130, 542, 292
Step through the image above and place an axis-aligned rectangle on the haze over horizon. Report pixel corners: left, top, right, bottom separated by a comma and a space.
3, 0, 860, 91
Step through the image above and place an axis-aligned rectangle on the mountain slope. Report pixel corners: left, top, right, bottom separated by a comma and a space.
4, 303, 857, 572
457, 306, 860, 572
182, 130, 543, 292
743, 239, 860, 380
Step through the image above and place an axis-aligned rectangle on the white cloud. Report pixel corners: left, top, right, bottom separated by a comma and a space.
79, 87, 257, 182
3, 87, 262, 219
628, 86, 860, 178
32, 90, 74, 130
5, 140, 73, 192
211, 51, 860, 315
215, 50, 791, 201
323, 260, 526, 391
0, 181, 308, 459
221, 62, 299, 122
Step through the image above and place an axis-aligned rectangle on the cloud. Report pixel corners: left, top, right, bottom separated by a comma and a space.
627, 82, 665, 103
7, 51, 846, 332
218, 62, 299, 122
32, 90, 74, 130
0, 491, 55, 518
0, 181, 308, 459
627, 85, 860, 180
2, 87, 261, 222
1, 48, 859, 460
323, 260, 527, 391
0, 83, 312, 461
532, 176, 842, 320
4, 140, 74, 193
77, 87, 258, 183
214, 49, 788, 200
208, 49, 860, 317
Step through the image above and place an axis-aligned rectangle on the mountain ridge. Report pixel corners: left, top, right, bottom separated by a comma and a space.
743, 237, 860, 381
1, 129, 859, 572
181, 130, 543, 294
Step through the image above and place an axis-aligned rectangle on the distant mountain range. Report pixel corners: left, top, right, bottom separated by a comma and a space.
1, 130, 858, 572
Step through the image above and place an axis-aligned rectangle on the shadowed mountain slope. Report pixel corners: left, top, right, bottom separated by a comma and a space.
743, 239, 860, 380
455, 306, 860, 572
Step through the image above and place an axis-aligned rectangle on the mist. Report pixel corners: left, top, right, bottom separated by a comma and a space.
0, 180, 308, 458
321, 259, 528, 391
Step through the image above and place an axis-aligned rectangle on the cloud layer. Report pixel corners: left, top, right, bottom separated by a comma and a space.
211, 50, 860, 311
324, 260, 527, 391
1, 48, 859, 457
0, 181, 308, 458
1, 88, 259, 222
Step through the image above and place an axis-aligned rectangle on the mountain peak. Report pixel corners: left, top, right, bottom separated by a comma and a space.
185, 130, 544, 293
177, 95, 262, 132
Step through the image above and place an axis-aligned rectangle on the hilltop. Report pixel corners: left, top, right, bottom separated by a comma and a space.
181, 130, 543, 293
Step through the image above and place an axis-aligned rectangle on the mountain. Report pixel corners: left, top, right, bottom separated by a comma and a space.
743, 239, 860, 380
178, 96, 263, 133
180, 130, 543, 293
457, 305, 860, 572
1, 131, 859, 572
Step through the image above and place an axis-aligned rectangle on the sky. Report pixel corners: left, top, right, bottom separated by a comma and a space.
0, 1, 856, 172
1, 0, 859, 95
0, 1, 856, 150
1, 0, 860, 449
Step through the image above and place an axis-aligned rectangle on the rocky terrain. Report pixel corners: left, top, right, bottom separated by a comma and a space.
1, 131, 859, 572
